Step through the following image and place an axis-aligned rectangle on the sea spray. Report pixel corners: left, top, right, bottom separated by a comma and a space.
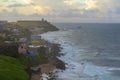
41, 23, 120, 80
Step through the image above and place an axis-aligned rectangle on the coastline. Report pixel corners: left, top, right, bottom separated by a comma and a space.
30, 41, 65, 80
0, 20, 65, 80
26, 24, 66, 79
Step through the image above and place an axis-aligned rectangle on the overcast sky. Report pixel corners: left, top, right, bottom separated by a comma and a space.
0, 0, 120, 23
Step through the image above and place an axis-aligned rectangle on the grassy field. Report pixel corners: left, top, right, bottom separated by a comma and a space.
10, 21, 58, 33
0, 55, 29, 80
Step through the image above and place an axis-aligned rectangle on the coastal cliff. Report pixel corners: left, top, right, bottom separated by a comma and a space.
0, 20, 64, 80
9, 20, 59, 33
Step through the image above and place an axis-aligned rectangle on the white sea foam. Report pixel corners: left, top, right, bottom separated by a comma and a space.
40, 30, 120, 80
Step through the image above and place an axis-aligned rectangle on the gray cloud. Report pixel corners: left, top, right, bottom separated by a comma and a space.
7, 3, 35, 8
0, 9, 120, 23
7, 4, 28, 7
0, 0, 120, 22
0, 10, 45, 21
49, 8, 100, 18
1, 0, 9, 2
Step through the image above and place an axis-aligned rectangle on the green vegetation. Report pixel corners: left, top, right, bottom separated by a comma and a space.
10, 21, 58, 33
0, 20, 61, 80
0, 36, 5, 41
18, 54, 48, 67
0, 55, 29, 80
0, 43, 19, 58
17, 21, 46, 27
0, 42, 48, 66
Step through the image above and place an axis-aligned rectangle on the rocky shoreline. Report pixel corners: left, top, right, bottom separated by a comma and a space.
30, 42, 65, 80
0, 20, 65, 80
25, 24, 65, 79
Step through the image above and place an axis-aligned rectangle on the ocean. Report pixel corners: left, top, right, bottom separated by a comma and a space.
41, 23, 120, 80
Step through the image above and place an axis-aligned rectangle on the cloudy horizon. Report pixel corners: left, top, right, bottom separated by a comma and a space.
0, 0, 120, 23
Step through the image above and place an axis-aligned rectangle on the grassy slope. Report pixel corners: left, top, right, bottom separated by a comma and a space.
0, 55, 29, 80
17, 21, 58, 32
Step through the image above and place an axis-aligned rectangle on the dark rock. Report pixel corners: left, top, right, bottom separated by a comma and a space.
50, 57, 65, 70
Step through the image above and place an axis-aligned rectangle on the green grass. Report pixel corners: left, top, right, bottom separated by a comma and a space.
10, 21, 58, 33
0, 37, 5, 41
9, 21, 58, 35
18, 54, 48, 67
17, 21, 44, 26
0, 55, 29, 80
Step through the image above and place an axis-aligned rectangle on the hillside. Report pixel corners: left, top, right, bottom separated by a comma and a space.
9, 20, 59, 33
0, 55, 29, 80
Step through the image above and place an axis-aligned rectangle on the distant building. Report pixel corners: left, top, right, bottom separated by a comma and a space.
19, 38, 28, 43
11, 28, 20, 34
42, 18, 44, 22
29, 39, 46, 49
0, 24, 4, 30
0, 21, 8, 24
0, 24, 7, 30
31, 35, 41, 41
18, 43, 27, 54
